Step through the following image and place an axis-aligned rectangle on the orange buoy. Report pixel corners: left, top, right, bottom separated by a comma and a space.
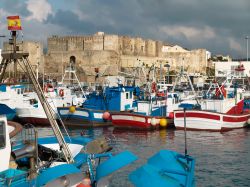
102, 111, 110, 120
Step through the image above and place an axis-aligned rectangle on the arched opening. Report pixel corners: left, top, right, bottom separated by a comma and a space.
69, 56, 76, 84
69, 56, 76, 71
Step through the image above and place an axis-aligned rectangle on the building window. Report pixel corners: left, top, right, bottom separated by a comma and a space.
131, 45, 133, 51
141, 46, 144, 51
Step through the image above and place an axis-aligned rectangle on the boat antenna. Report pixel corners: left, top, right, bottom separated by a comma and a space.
184, 108, 188, 156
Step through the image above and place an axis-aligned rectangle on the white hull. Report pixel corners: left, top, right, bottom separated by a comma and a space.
174, 110, 249, 131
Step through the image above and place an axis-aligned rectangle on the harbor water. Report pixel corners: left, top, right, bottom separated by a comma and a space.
37, 126, 250, 187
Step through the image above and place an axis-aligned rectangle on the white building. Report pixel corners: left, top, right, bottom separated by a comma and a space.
215, 61, 250, 77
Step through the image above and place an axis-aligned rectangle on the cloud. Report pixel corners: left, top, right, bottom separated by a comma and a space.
25, 0, 52, 22
0, 0, 249, 58
159, 25, 216, 42
229, 38, 243, 53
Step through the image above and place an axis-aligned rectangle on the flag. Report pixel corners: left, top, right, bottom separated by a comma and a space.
7, 15, 22, 30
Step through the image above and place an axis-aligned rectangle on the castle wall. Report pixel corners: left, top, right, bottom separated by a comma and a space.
43, 32, 209, 83
104, 35, 119, 51
44, 50, 120, 83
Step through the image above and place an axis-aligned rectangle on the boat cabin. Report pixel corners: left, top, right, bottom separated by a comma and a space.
83, 86, 138, 111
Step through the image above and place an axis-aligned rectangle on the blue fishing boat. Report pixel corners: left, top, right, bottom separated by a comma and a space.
129, 150, 195, 187
0, 115, 138, 186
57, 85, 138, 127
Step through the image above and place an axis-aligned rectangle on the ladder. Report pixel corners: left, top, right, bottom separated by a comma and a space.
61, 64, 86, 99
0, 52, 74, 163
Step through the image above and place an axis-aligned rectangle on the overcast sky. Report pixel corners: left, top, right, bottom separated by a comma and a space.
0, 0, 249, 58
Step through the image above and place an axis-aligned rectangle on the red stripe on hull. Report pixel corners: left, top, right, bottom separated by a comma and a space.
223, 116, 248, 122
175, 112, 220, 120
112, 119, 152, 129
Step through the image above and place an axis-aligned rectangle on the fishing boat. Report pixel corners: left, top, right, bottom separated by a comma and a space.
129, 150, 195, 187
174, 80, 250, 131
15, 83, 85, 126
57, 84, 138, 127
15, 63, 86, 126
0, 84, 34, 120
111, 82, 168, 130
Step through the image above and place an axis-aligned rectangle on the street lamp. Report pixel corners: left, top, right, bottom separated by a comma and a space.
246, 36, 249, 62
164, 63, 171, 84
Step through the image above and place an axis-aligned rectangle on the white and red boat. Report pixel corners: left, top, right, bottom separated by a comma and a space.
111, 88, 168, 130
111, 112, 164, 130
174, 81, 250, 131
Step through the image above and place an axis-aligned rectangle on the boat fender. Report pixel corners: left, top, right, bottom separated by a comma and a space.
59, 89, 64, 97
69, 106, 76, 113
168, 112, 174, 119
159, 118, 167, 128
151, 118, 157, 126
102, 111, 110, 120
247, 118, 250, 125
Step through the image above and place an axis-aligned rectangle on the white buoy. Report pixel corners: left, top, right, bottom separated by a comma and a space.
151, 117, 157, 126
247, 118, 250, 125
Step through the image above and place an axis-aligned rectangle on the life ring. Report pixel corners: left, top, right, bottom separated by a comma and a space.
59, 89, 64, 97
44, 83, 54, 92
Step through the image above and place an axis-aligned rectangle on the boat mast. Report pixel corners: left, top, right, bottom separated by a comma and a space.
0, 16, 74, 163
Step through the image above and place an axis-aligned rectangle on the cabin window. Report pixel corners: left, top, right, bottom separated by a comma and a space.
126, 92, 129, 99
0, 121, 6, 149
130, 92, 132, 99
17, 89, 21, 94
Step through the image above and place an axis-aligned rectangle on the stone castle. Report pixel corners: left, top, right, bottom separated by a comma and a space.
44, 32, 208, 84
2, 32, 209, 84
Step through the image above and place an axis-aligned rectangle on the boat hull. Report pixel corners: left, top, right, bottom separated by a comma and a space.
174, 110, 250, 131
15, 107, 52, 126
111, 112, 163, 130
57, 107, 111, 127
